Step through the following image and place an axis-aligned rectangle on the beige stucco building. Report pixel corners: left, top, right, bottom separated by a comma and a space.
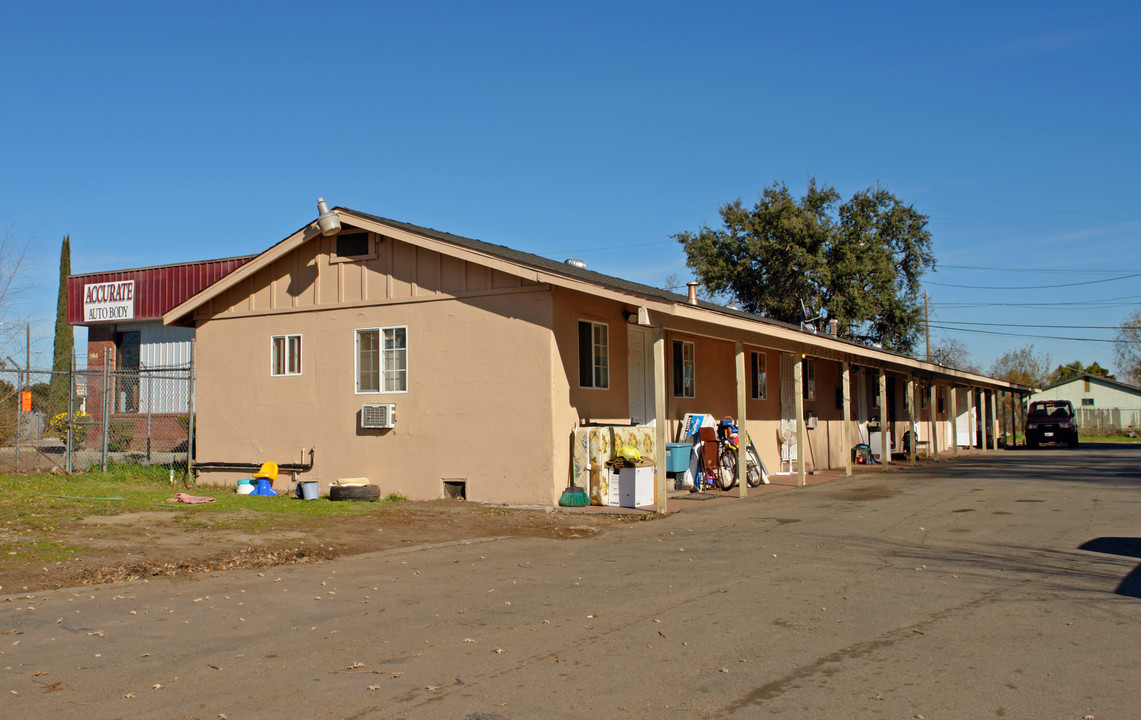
165, 207, 1032, 507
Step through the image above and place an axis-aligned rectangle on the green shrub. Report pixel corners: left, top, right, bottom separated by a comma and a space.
108, 419, 135, 451
50, 410, 90, 446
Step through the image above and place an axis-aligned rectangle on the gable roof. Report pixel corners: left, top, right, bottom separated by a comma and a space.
162, 206, 1033, 393
68, 255, 254, 325
1038, 372, 1141, 396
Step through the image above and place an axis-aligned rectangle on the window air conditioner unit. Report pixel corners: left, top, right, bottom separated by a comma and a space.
361, 403, 396, 429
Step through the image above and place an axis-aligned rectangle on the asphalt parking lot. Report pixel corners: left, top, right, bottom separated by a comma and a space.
3, 444, 1139, 719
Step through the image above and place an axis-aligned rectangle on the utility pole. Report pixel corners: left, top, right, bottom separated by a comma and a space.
924, 291, 931, 363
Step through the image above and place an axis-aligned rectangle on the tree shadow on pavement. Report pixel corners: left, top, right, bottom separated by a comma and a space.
1079, 537, 1141, 599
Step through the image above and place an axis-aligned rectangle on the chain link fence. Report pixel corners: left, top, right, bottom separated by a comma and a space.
0, 362, 193, 474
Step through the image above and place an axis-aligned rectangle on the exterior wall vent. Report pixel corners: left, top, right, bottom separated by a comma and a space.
361, 403, 396, 429
443, 479, 467, 499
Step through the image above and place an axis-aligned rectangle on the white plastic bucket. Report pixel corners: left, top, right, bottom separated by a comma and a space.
236, 479, 254, 495
298, 481, 319, 501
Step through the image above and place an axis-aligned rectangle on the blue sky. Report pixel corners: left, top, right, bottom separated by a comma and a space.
2, 1, 1138, 375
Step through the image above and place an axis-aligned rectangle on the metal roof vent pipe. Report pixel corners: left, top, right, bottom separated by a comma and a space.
564, 258, 586, 269
316, 197, 342, 236
686, 282, 699, 305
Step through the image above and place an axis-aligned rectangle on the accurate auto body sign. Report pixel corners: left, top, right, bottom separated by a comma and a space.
83, 280, 135, 322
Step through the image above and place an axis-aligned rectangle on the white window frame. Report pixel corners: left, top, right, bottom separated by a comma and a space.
355, 326, 408, 394
751, 351, 767, 400
577, 320, 610, 390
270, 334, 302, 376
673, 339, 696, 398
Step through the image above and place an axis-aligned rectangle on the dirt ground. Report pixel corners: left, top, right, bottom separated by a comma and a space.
0, 500, 649, 595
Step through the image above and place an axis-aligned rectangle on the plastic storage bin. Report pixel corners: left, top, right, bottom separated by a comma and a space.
666, 443, 691, 473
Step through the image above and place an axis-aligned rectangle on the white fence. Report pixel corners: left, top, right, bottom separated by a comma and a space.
1075, 407, 1141, 433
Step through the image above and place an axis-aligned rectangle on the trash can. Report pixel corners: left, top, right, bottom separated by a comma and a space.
297, 481, 319, 501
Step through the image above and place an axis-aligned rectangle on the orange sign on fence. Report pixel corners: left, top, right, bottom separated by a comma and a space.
21, 391, 32, 412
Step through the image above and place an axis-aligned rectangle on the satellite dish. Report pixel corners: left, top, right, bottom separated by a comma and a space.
778, 426, 794, 443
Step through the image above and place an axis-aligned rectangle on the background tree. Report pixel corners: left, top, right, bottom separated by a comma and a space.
675, 179, 934, 353
0, 226, 31, 355
674, 180, 835, 325
826, 187, 934, 351
0, 227, 32, 444
928, 337, 980, 373
48, 236, 73, 418
1114, 309, 1141, 385
988, 345, 1051, 388
1046, 359, 1114, 386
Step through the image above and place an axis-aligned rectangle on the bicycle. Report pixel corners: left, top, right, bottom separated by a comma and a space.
714, 418, 765, 490
693, 418, 766, 491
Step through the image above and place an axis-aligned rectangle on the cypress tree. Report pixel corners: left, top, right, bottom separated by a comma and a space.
48, 235, 73, 419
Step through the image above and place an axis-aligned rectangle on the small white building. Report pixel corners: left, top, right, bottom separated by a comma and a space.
1032, 373, 1141, 432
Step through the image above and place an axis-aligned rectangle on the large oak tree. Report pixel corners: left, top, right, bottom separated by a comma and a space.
674, 180, 935, 353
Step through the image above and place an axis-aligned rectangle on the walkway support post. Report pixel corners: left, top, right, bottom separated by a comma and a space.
878, 370, 888, 466
968, 386, 976, 451
930, 383, 939, 459
653, 328, 667, 513
1013, 392, 1022, 447
951, 384, 959, 457
735, 342, 747, 498
842, 361, 852, 477
989, 389, 998, 452
976, 387, 985, 451
907, 376, 916, 465
794, 355, 806, 487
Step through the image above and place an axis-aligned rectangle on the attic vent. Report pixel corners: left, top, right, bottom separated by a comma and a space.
564, 258, 586, 269
337, 232, 370, 258
361, 403, 396, 429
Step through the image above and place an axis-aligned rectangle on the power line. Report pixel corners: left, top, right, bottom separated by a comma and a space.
926, 271, 1141, 290
939, 264, 1141, 274
934, 221, 1140, 228
932, 292, 1141, 308
931, 325, 1121, 344
936, 321, 1125, 330
934, 302, 1141, 309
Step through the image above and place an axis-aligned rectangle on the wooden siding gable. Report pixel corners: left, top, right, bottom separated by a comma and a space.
199, 231, 532, 320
